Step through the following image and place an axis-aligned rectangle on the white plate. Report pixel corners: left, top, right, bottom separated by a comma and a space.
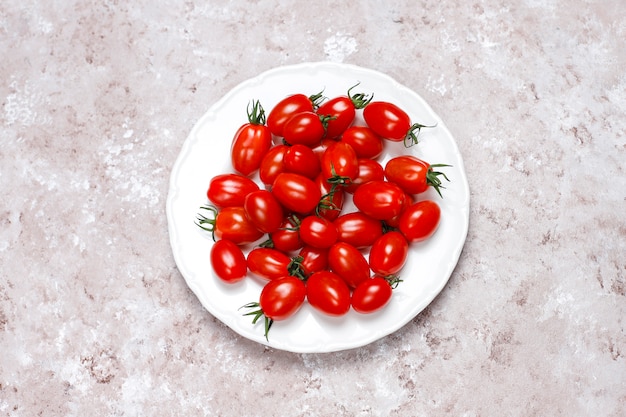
166, 62, 470, 353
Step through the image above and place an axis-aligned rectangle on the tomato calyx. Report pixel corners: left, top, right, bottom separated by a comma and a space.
247, 100, 267, 125
347, 82, 374, 110
240, 302, 273, 341
426, 163, 452, 198
195, 205, 219, 240
403, 122, 437, 147
287, 255, 308, 280
309, 90, 326, 110
381, 274, 403, 289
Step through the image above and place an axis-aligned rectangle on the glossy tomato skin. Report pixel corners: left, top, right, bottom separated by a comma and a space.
298, 246, 329, 276
299, 216, 338, 249
345, 158, 385, 194
283, 112, 325, 147
317, 96, 355, 139
269, 217, 303, 253
259, 144, 288, 186
398, 200, 441, 243
328, 242, 370, 289
259, 276, 306, 321
351, 276, 393, 314
271, 172, 321, 214
352, 180, 407, 221
320, 141, 359, 183
306, 271, 351, 316
340, 126, 384, 159
315, 173, 344, 221
369, 231, 409, 276
334, 212, 383, 249
384, 155, 431, 195
363, 101, 411, 141
210, 239, 247, 283
214, 206, 264, 245
284, 144, 321, 179
384, 192, 413, 229
247, 247, 291, 280
243, 190, 284, 234
207, 174, 260, 209
231, 123, 272, 176
267, 94, 314, 137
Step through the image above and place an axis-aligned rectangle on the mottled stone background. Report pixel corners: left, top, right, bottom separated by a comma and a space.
1, 0, 624, 416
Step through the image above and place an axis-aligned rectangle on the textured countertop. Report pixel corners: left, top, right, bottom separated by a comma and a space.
1, 1, 625, 416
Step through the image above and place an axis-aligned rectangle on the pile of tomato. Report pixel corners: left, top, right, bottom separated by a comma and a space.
196, 83, 451, 340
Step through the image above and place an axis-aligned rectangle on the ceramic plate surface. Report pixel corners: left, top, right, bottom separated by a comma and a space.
167, 62, 470, 353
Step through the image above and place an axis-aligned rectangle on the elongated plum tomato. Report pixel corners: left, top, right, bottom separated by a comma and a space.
271, 172, 321, 214
315, 172, 344, 221
210, 239, 247, 283
299, 215, 338, 249
267, 94, 316, 137
231, 101, 272, 176
340, 126, 384, 159
306, 271, 351, 316
351, 276, 393, 314
284, 144, 321, 179
207, 173, 259, 209
369, 231, 409, 276
398, 200, 441, 243
260, 276, 306, 321
352, 180, 406, 221
385, 155, 450, 197
214, 206, 264, 244
243, 189, 284, 233
320, 141, 359, 184
246, 247, 291, 280
328, 242, 370, 289
298, 246, 329, 276
362, 101, 411, 142
334, 212, 383, 249
283, 111, 326, 147
317, 84, 372, 139
267, 217, 303, 253
259, 144, 288, 186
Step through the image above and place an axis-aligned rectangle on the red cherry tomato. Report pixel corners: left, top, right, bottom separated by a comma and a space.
267, 216, 303, 253
369, 231, 409, 276
328, 242, 370, 289
247, 248, 291, 280
207, 174, 259, 209
352, 180, 407, 221
385, 155, 450, 197
259, 144, 288, 186
271, 172, 321, 214
306, 271, 351, 316
334, 212, 383, 249
259, 276, 306, 321
351, 276, 393, 314
345, 158, 385, 194
398, 200, 441, 243
283, 112, 326, 147
197, 206, 264, 245
315, 173, 344, 221
243, 189, 284, 234
320, 141, 359, 184
317, 84, 372, 139
362, 101, 411, 142
231, 101, 272, 176
210, 239, 247, 283
267, 93, 320, 137
297, 246, 329, 276
340, 126, 384, 159
299, 215, 338, 249
284, 144, 321, 179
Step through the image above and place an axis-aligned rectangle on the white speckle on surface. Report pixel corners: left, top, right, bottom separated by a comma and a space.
323, 32, 357, 62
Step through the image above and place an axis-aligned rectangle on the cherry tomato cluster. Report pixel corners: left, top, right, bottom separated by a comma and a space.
196, 83, 451, 340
